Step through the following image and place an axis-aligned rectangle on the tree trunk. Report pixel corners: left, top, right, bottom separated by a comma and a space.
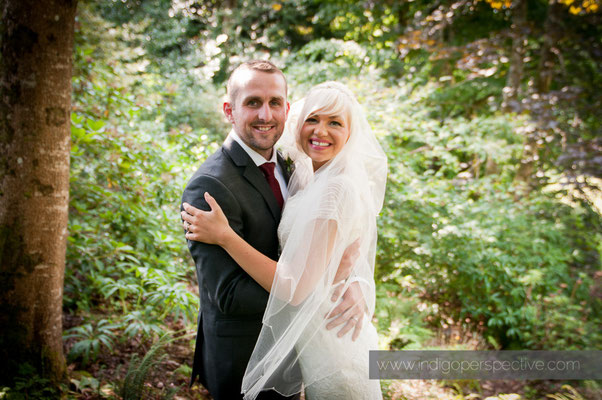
514, 1, 564, 192
0, 0, 77, 384
503, 0, 527, 112
536, 0, 563, 93
504, 0, 534, 193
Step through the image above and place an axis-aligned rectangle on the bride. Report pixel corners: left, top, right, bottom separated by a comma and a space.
182, 81, 387, 399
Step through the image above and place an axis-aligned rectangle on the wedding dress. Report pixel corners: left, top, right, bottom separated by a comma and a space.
241, 82, 387, 400
278, 179, 383, 399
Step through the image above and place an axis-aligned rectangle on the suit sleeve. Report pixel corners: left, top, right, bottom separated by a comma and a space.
182, 174, 268, 315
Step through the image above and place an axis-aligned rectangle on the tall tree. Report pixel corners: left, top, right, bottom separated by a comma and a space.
536, 0, 563, 93
0, 0, 77, 384
503, 0, 528, 112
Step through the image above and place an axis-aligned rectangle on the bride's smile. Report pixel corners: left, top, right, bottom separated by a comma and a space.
299, 113, 350, 171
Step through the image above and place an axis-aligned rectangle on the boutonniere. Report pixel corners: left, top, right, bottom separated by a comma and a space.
277, 146, 296, 175
283, 155, 295, 175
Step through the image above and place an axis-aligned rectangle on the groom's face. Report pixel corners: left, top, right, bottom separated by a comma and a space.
223, 69, 289, 159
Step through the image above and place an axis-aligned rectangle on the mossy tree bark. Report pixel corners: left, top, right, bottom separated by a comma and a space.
0, 0, 77, 384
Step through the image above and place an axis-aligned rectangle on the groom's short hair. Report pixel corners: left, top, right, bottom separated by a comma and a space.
227, 60, 287, 104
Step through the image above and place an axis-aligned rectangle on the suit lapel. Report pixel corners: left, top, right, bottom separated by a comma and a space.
223, 137, 281, 221
276, 150, 291, 185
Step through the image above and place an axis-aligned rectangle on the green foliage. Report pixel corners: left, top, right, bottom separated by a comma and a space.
374, 282, 434, 350
426, 76, 506, 118
286, 39, 369, 90
365, 76, 601, 350
68, 371, 110, 399
65, 3, 223, 365
545, 384, 586, 400
0, 364, 59, 399
121, 335, 180, 400
65, 320, 118, 366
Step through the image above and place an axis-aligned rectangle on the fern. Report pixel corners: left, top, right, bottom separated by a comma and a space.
120, 334, 181, 400
546, 384, 585, 400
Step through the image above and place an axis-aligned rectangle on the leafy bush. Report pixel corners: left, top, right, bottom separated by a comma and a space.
66, 5, 224, 359
65, 320, 118, 366
286, 39, 370, 90
368, 78, 602, 350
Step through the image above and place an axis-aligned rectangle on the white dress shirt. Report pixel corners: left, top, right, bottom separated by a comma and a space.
228, 130, 289, 202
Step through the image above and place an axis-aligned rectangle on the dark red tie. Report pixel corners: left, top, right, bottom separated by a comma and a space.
258, 162, 284, 209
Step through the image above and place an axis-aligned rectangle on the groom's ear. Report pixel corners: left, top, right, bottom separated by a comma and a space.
223, 102, 234, 123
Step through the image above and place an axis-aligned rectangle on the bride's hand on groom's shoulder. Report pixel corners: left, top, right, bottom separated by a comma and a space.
325, 281, 367, 342
181, 193, 231, 246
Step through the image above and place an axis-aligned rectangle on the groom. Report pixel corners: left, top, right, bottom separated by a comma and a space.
181, 60, 366, 400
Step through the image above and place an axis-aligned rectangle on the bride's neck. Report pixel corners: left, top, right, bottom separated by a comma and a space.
312, 160, 327, 172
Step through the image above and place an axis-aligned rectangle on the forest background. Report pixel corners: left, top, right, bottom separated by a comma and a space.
1, 0, 601, 399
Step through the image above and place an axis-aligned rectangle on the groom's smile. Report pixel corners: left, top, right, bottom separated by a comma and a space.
252, 124, 276, 133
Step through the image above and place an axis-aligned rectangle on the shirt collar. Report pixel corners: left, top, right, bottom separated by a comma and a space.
228, 129, 278, 166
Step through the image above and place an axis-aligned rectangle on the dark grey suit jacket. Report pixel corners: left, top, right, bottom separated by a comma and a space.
182, 136, 298, 400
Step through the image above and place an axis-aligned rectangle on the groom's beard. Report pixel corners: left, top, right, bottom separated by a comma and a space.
239, 119, 284, 154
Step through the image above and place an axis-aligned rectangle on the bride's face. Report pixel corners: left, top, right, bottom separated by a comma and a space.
299, 112, 350, 171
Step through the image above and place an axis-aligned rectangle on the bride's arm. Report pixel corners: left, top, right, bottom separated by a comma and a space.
182, 192, 277, 292
183, 192, 368, 339
182, 192, 352, 296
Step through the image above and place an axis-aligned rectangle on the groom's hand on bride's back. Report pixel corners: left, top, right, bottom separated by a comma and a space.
325, 281, 367, 341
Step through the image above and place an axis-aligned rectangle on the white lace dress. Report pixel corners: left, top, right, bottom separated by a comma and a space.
277, 186, 383, 400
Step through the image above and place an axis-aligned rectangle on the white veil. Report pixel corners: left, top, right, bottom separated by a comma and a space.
241, 82, 387, 398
